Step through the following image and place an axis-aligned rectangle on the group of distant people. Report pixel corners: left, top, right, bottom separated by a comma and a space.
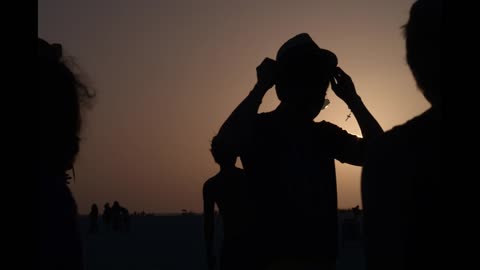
88, 201, 131, 234
340, 206, 362, 246
203, 1, 442, 270
36, 0, 441, 269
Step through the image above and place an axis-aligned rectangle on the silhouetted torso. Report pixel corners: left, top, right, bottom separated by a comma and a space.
242, 112, 362, 260
204, 167, 250, 268
36, 173, 83, 270
362, 108, 441, 269
103, 204, 111, 230
111, 202, 122, 231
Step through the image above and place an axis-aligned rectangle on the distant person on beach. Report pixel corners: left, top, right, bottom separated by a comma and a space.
103, 202, 112, 231
111, 201, 122, 231
109, 201, 130, 232
341, 205, 362, 246
88, 203, 99, 234
36, 38, 94, 270
203, 135, 250, 270
120, 206, 131, 232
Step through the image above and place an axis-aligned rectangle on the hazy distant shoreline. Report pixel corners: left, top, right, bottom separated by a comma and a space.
78, 212, 364, 270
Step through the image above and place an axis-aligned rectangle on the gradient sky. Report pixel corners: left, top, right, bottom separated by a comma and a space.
39, 0, 428, 214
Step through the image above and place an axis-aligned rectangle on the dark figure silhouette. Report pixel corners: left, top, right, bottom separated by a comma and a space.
341, 205, 362, 246
111, 201, 122, 232
216, 33, 383, 269
35, 38, 94, 270
88, 203, 99, 234
120, 206, 130, 232
103, 202, 112, 231
361, 1, 442, 269
203, 136, 250, 270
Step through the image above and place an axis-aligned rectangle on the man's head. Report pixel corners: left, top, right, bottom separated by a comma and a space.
210, 136, 236, 167
404, 0, 442, 106
275, 33, 337, 119
37, 38, 94, 173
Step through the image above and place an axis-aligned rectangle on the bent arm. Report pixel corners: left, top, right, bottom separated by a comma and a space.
216, 84, 268, 153
329, 67, 383, 165
216, 58, 276, 154
347, 95, 383, 140
331, 67, 383, 141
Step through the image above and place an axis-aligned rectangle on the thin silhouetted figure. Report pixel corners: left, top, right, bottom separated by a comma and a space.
111, 201, 122, 232
103, 202, 112, 231
216, 33, 383, 269
88, 203, 99, 234
120, 206, 130, 232
361, 1, 442, 269
341, 205, 362, 247
35, 38, 94, 270
203, 136, 250, 270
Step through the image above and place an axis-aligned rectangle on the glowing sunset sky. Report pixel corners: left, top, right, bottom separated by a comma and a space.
39, 0, 428, 214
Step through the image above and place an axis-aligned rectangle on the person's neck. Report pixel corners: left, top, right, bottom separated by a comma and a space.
274, 102, 314, 124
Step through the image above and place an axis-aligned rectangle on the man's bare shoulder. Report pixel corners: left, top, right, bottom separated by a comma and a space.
203, 174, 221, 193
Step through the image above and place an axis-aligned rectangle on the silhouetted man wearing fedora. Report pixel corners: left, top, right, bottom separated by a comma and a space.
216, 33, 383, 269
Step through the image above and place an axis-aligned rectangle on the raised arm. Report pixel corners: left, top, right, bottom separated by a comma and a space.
330, 67, 383, 141
215, 58, 277, 154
